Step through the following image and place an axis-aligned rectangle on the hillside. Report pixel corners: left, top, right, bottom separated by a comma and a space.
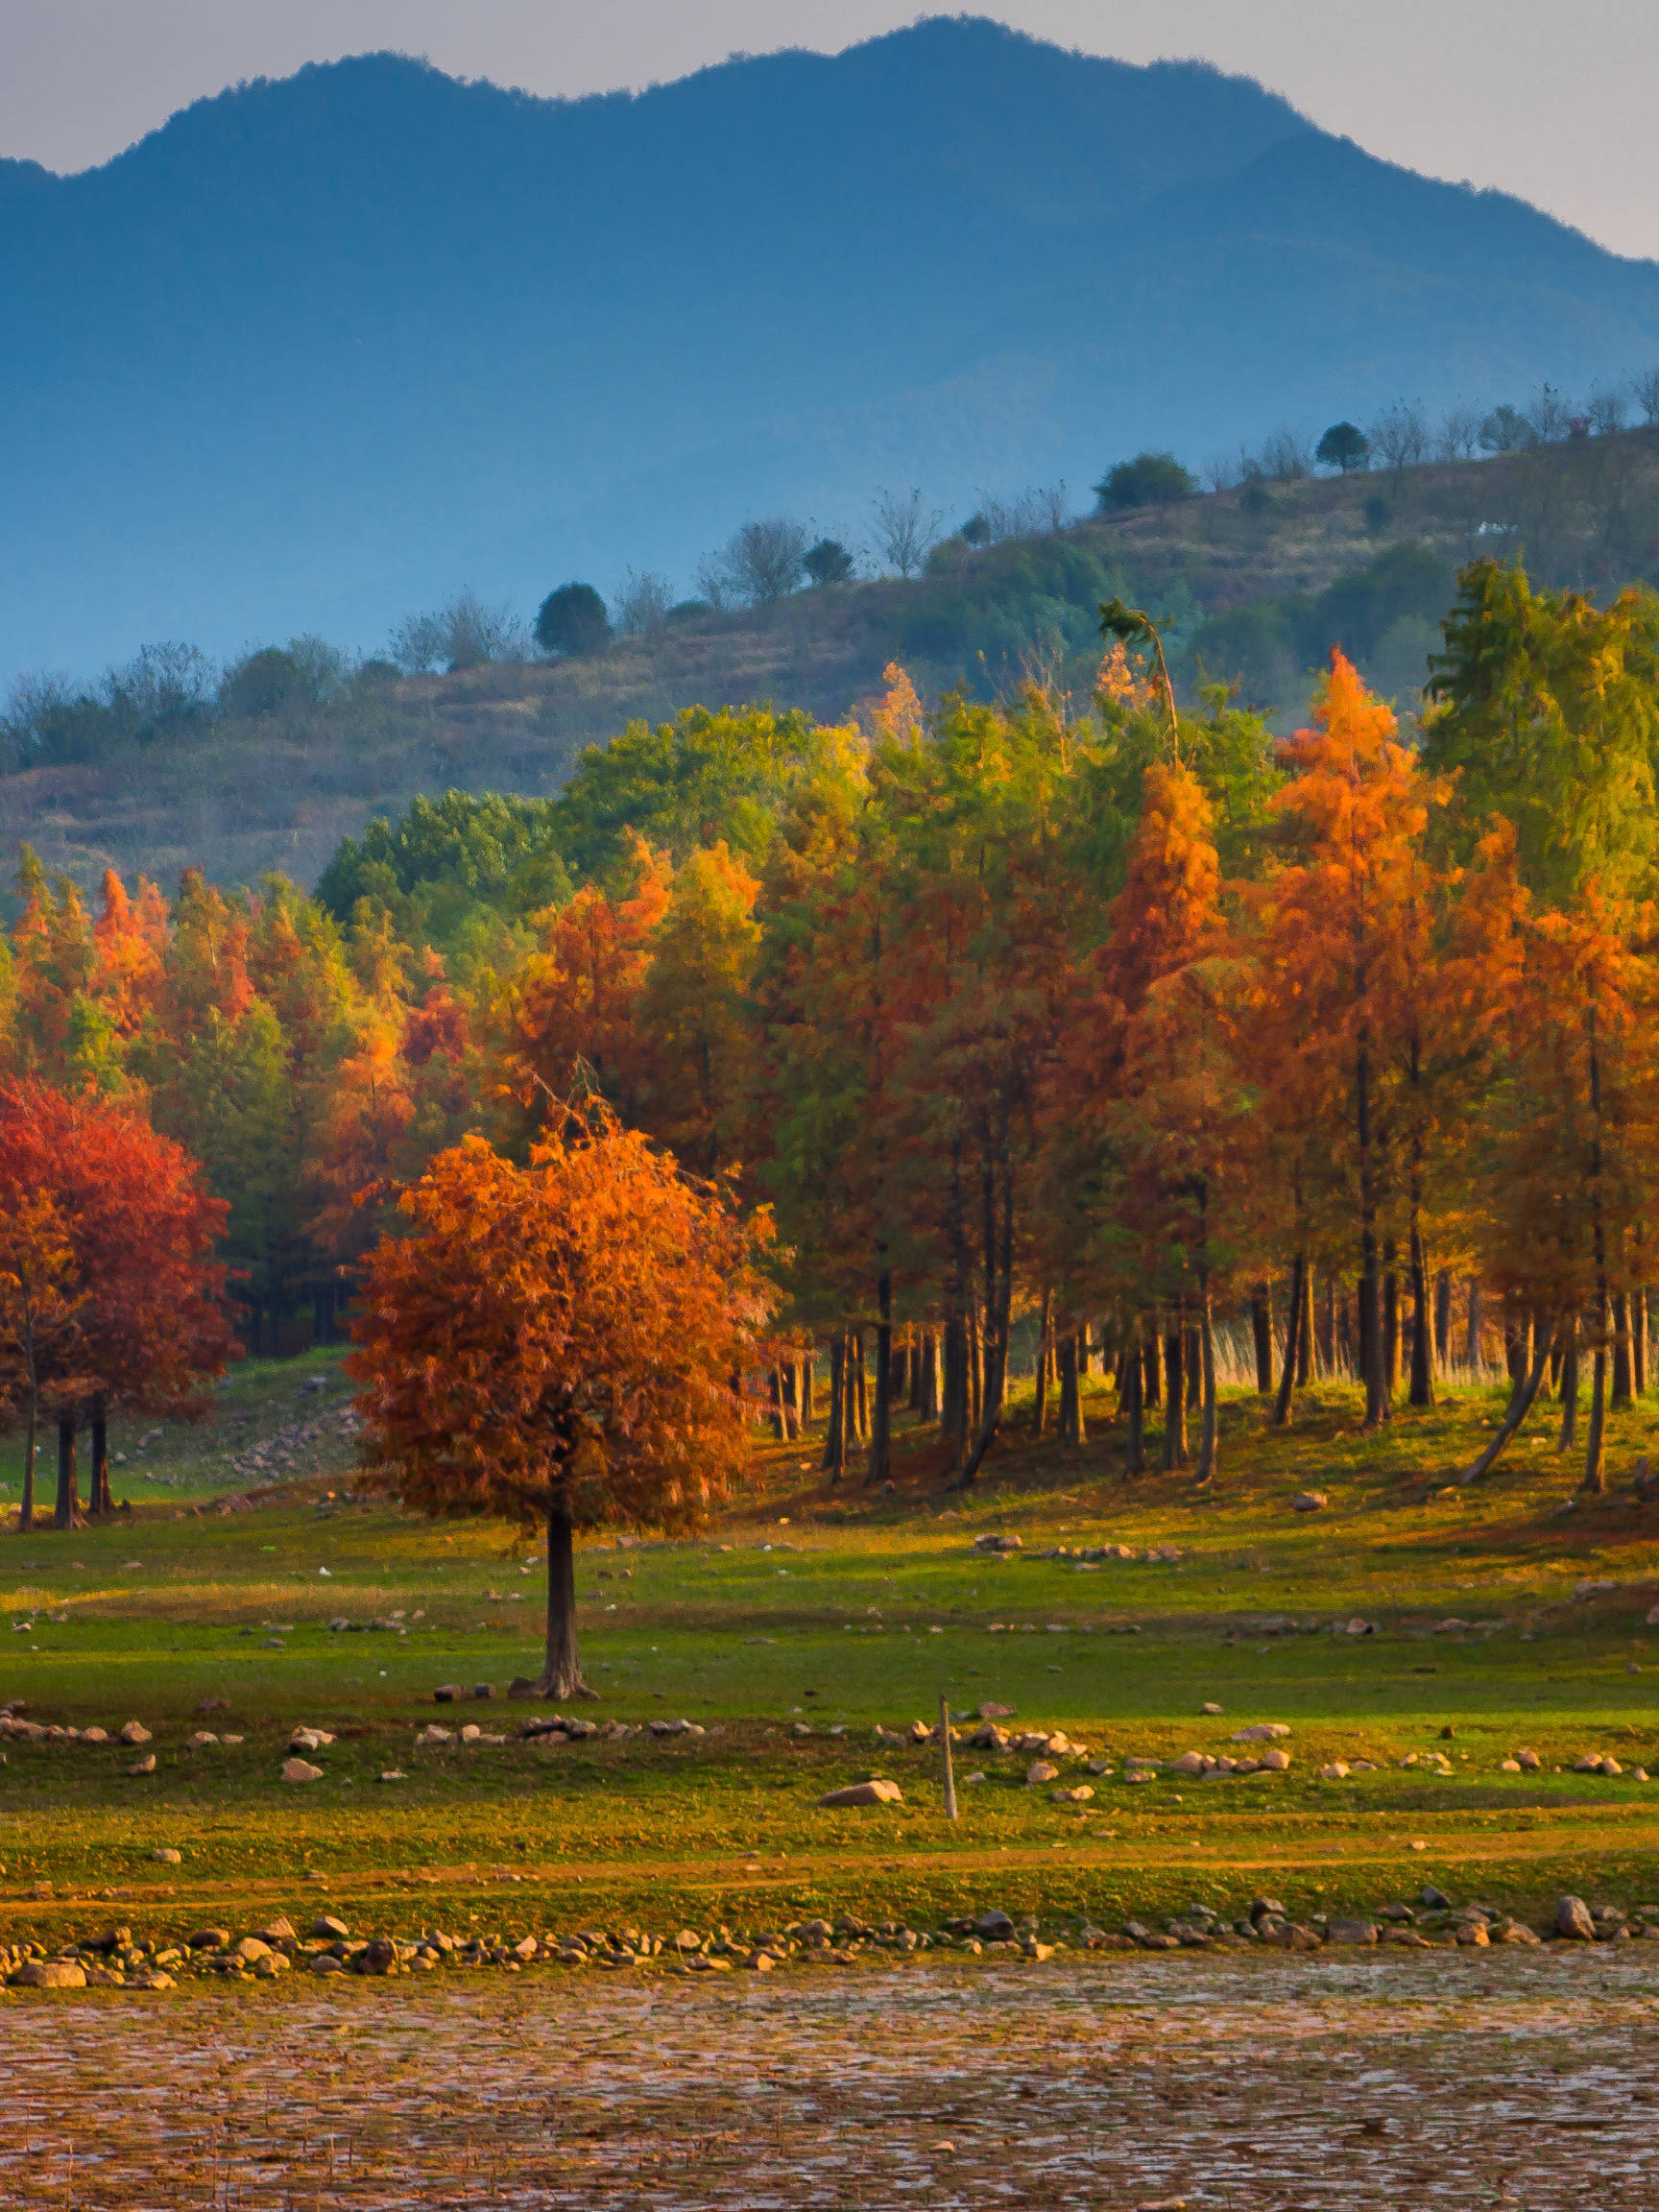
6, 16, 1659, 680
6, 424, 1657, 894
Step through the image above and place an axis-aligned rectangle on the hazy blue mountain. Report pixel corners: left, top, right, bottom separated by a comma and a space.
5, 14, 1659, 680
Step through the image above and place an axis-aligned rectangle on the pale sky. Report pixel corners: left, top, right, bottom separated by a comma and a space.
4, 0, 1658, 261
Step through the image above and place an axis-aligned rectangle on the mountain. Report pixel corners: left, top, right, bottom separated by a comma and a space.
5, 15, 1659, 681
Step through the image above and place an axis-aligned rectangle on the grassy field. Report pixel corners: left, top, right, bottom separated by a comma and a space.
5, 1351, 1659, 1959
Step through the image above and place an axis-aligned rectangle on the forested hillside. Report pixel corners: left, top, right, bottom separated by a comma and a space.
5, 423, 1659, 892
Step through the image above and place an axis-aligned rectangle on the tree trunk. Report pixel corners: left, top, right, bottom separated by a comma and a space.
1557, 1327, 1579, 1454
1142, 1335, 1161, 1408
53, 1416, 81, 1530
1032, 1290, 1052, 1437
1583, 1294, 1609, 1493
1272, 1254, 1306, 1429
823, 1334, 847, 1479
1408, 1229, 1434, 1407
1184, 1326, 1201, 1412
1636, 1287, 1649, 1398
1357, 1035, 1388, 1429
867, 1269, 893, 1486
1458, 1314, 1558, 1483
1250, 1282, 1273, 1395
942, 1314, 968, 1455
18, 1390, 37, 1532
967, 1310, 982, 1431
906, 1333, 925, 1414
1195, 1280, 1218, 1482
1613, 1290, 1633, 1407
1121, 1324, 1145, 1474
539, 1505, 596, 1698
801, 1356, 815, 1426
1317, 1273, 1336, 1378
1162, 1326, 1187, 1469
90, 1397, 110, 1514
1298, 1264, 1313, 1384
852, 1330, 868, 1443
1382, 1259, 1400, 1397
1433, 1270, 1453, 1370
768, 1365, 787, 1442
1465, 1279, 1482, 1368
920, 1327, 940, 1421
1057, 1330, 1084, 1445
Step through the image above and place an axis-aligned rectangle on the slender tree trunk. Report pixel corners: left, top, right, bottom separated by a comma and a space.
801, 1356, 815, 1427
1465, 1279, 1482, 1369
1195, 1277, 1218, 1482
1057, 1331, 1084, 1445
18, 1389, 37, 1532
1032, 1289, 1052, 1437
1298, 1264, 1313, 1384
1613, 1289, 1633, 1407
1163, 1324, 1187, 1469
1459, 1314, 1559, 1483
1382, 1258, 1400, 1398
1557, 1327, 1579, 1454
920, 1327, 940, 1420
852, 1330, 868, 1442
968, 1310, 982, 1431
1433, 1270, 1453, 1371
1272, 1254, 1306, 1429
1317, 1272, 1336, 1378
942, 1314, 968, 1456
540, 1504, 595, 1698
53, 1416, 81, 1530
768, 1366, 786, 1442
1142, 1335, 1161, 1408
1120, 1325, 1145, 1475
1584, 1290, 1610, 1493
1408, 1227, 1434, 1407
1636, 1287, 1648, 1398
823, 1334, 847, 1479
1184, 1326, 1201, 1412
906, 1332, 924, 1414
1357, 1035, 1388, 1429
1250, 1282, 1273, 1395
90, 1397, 109, 1513
867, 1269, 893, 1486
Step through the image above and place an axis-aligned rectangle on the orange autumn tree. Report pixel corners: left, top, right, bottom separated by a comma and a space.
0, 1191, 88, 1531
349, 1112, 773, 1696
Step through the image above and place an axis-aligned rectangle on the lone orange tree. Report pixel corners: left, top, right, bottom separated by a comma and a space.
348, 1112, 772, 1697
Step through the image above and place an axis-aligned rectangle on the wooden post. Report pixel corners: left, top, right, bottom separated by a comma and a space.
939, 1692, 957, 1821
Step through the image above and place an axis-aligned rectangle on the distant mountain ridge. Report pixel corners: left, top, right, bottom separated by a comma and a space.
5, 15, 1659, 678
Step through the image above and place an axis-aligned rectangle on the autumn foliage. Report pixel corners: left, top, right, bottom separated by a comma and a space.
347, 1111, 772, 1693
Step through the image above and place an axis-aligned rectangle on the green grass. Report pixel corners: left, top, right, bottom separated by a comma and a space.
5, 1355, 1659, 1952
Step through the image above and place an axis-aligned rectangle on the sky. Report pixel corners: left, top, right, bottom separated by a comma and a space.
4, 0, 1659, 262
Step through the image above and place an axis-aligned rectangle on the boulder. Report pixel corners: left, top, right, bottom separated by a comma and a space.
1326, 1918, 1378, 1944
281, 1758, 324, 1784
1201, 1701, 1223, 1715
127, 1754, 156, 1775
975, 1910, 1017, 1942
1051, 1785, 1094, 1803
1168, 1750, 1209, 1777
118, 1721, 152, 1745
150, 1847, 181, 1864
308, 1953, 346, 1974
817, 1779, 902, 1807
311, 1914, 350, 1938
10, 1960, 86, 1988
1024, 1760, 1060, 1785
1259, 1747, 1292, 1770
1555, 1893, 1597, 1941
1232, 1723, 1291, 1742
1290, 1492, 1328, 1512
977, 1701, 1016, 1719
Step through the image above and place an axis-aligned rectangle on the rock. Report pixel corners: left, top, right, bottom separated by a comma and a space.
1500, 1758, 1522, 1772
10, 1960, 86, 1987
196, 1696, 228, 1714
1455, 1919, 1491, 1946
975, 1910, 1017, 1941
257, 1918, 297, 1944
1248, 1896, 1286, 1924
1201, 1701, 1223, 1715
1231, 1722, 1291, 1742
1327, 1918, 1378, 1944
127, 1754, 156, 1775
233, 1936, 273, 1963
1259, 1747, 1292, 1770
81, 1727, 108, 1743
974, 1534, 1022, 1551
357, 1938, 397, 1975
1168, 1750, 1209, 1778
127, 1970, 176, 1989
1022, 1941, 1055, 1960
1493, 1918, 1542, 1945
977, 1701, 1016, 1719
119, 1721, 152, 1745
289, 1727, 335, 1751
378, 1768, 406, 1783
187, 1927, 230, 1950
818, 1779, 902, 1807
1025, 1760, 1060, 1785
311, 1915, 350, 1938
433, 1685, 463, 1703
1290, 1491, 1328, 1512
281, 1758, 324, 1783
1421, 1886, 1452, 1911
1318, 1761, 1351, 1780
1555, 1893, 1598, 1940
308, 1953, 346, 1974
150, 1847, 181, 1864
185, 1732, 218, 1751
1051, 1785, 1094, 1802
1344, 1618, 1375, 1636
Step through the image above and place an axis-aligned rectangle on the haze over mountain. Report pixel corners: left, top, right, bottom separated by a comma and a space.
7, 13, 1659, 682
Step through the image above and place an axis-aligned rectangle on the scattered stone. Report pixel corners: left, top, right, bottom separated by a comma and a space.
187, 1927, 230, 1950
118, 1721, 152, 1745
1555, 1894, 1597, 1940
1051, 1784, 1094, 1803
1025, 1760, 1060, 1785
1319, 1761, 1351, 1781
9, 1960, 86, 1988
281, 1758, 324, 1784
308, 1953, 346, 1974
81, 1726, 108, 1743
1290, 1492, 1328, 1513
379, 1768, 407, 1783
289, 1727, 335, 1751
974, 1534, 1022, 1552
185, 1732, 218, 1751
1201, 1701, 1223, 1715
1344, 1618, 1375, 1636
977, 1701, 1016, 1719
127, 1754, 156, 1775
150, 1847, 181, 1864
817, 1780, 902, 1807
1231, 1722, 1291, 1742
312, 1914, 350, 1939
433, 1685, 464, 1703
1421, 1886, 1451, 1910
